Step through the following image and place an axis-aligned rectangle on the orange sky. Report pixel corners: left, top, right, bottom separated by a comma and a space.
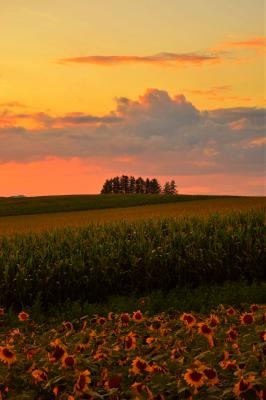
0, 0, 265, 196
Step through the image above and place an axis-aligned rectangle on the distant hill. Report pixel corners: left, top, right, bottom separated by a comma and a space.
9, 195, 26, 199
0, 193, 238, 217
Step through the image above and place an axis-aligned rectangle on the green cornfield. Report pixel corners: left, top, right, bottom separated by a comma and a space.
0, 209, 265, 309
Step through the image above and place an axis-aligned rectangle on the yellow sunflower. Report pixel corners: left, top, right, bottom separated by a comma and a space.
226, 307, 236, 316
240, 312, 254, 325
62, 321, 74, 335
18, 311, 29, 321
104, 373, 122, 390
197, 322, 214, 348
207, 314, 220, 327
260, 331, 266, 342
120, 313, 130, 324
74, 370, 91, 394
180, 313, 196, 328
0, 346, 16, 366
233, 375, 255, 397
31, 369, 48, 383
131, 357, 148, 374
226, 327, 238, 341
48, 339, 66, 363
250, 304, 260, 312
132, 310, 143, 322
183, 368, 205, 389
202, 367, 219, 386
124, 332, 137, 351
61, 353, 75, 368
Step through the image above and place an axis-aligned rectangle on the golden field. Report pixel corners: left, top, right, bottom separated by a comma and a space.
0, 197, 265, 236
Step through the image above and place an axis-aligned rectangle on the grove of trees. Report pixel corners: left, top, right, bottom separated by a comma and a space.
100, 175, 177, 195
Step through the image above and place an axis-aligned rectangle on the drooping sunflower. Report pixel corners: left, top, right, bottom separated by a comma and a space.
131, 382, 145, 395
219, 359, 237, 370
74, 370, 91, 394
62, 321, 74, 334
260, 331, 266, 342
131, 357, 148, 375
250, 304, 260, 312
124, 332, 137, 351
240, 312, 254, 325
197, 323, 214, 348
31, 369, 48, 383
226, 307, 236, 316
48, 339, 66, 363
183, 368, 205, 389
0, 346, 16, 366
18, 311, 29, 321
207, 314, 220, 327
104, 373, 122, 390
97, 316, 106, 325
180, 313, 196, 328
108, 312, 115, 320
226, 327, 238, 341
202, 367, 219, 386
120, 313, 130, 324
233, 375, 255, 397
132, 310, 143, 322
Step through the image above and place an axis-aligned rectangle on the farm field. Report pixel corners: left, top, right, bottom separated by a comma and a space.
0, 199, 265, 399
0, 196, 265, 235
0, 208, 265, 309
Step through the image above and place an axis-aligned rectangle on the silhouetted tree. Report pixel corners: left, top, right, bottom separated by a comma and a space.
112, 176, 121, 193
145, 178, 151, 194
120, 175, 129, 194
163, 181, 171, 194
101, 179, 113, 194
170, 180, 177, 195
129, 176, 136, 193
135, 177, 145, 193
150, 178, 161, 194
100, 175, 176, 195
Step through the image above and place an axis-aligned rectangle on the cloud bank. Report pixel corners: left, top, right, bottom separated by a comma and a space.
0, 89, 265, 184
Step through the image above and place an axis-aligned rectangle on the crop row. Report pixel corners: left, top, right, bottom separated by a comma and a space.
0, 210, 265, 308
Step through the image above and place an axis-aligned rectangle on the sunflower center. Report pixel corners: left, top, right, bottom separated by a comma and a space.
189, 371, 203, 382
53, 346, 65, 360
2, 348, 14, 358
243, 314, 253, 324
202, 324, 212, 334
136, 360, 147, 370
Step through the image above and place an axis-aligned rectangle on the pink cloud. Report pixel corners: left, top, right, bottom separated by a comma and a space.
213, 36, 266, 56
222, 37, 266, 49
57, 52, 221, 67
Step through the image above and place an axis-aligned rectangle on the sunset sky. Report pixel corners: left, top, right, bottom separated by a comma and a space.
1, 0, 265, 196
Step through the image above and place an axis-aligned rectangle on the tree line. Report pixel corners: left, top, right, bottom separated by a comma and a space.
100, 175, 177, 195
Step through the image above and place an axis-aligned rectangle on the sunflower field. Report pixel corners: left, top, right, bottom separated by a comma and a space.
0, 304, 265, 399
0, 209, 265, 309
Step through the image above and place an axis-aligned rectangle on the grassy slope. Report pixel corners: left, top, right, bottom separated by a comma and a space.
0, 193, 234, 217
